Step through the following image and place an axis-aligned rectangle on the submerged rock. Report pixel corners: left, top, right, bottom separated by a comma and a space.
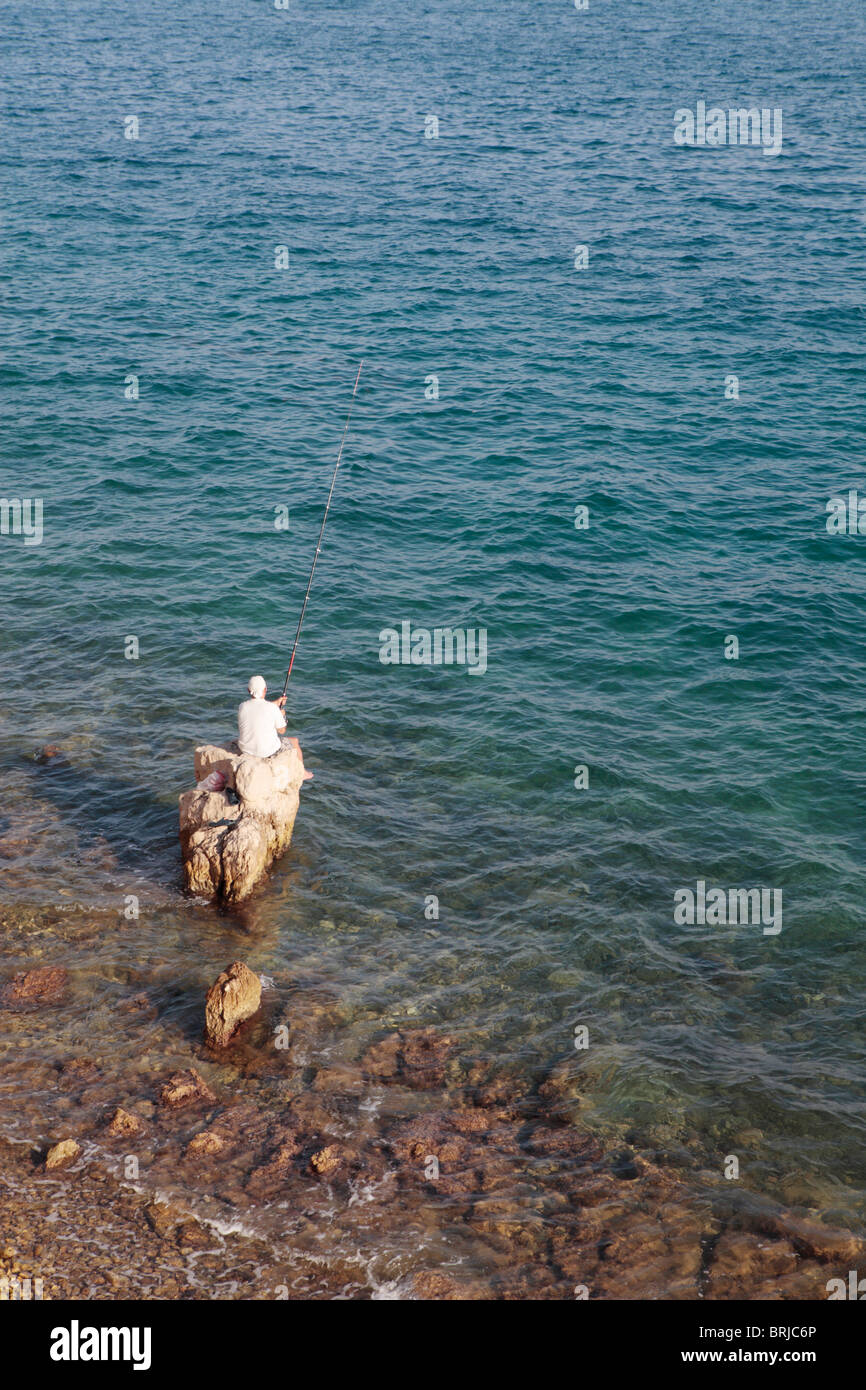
362, 1027, 457, 1091
0, 966, 68, 1012
413, 1271, 475, 1300
117, 991, 158, 1021
246, 1126, 305, 1198
706, 1230, 798, 1297
753, 1210, 863, 1266
537, 1055, 587, 1123
56, 1057, 101, 1089
411, 1270, 498, 1300
388, 1110, 517, 1200
143, 1201, 186, 1239
179, 741, 305, 903
204, 961, 262, 1048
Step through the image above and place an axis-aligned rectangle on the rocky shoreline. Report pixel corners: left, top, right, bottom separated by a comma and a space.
1, 958, 862, 1300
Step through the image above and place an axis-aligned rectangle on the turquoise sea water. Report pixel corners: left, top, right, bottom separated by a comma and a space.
2, 0, 866, 1286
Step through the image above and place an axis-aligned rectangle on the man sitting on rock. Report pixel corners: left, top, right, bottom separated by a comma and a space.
238, 675, 313, 779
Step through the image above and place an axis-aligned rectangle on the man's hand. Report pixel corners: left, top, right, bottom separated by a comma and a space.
276, 696, 287, 709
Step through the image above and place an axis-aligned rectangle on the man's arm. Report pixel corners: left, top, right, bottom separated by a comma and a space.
272, 697, 287, 731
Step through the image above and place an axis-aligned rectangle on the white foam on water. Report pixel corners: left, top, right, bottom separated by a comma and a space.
358, 1090, 385, 1119
347, 1170, 395, 1208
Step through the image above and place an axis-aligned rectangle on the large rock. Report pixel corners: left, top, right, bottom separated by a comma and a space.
179, 740, 304, 902
205, 961, 262, 1048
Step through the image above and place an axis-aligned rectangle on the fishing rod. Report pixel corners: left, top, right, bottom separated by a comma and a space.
280, 359, 364, 698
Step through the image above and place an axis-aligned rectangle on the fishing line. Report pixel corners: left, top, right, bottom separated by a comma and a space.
281, 360, 364, 697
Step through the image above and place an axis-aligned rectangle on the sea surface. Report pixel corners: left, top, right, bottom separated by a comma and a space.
1, 0, 866, 1296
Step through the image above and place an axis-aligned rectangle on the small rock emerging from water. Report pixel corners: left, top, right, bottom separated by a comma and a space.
45, 1139, 80, 1171
106, 1108, 142, 1138
185, 1130, 224, 1158
204, 961, 262, 1049
309, 1144, 347, 1177
37, 745, 65, 763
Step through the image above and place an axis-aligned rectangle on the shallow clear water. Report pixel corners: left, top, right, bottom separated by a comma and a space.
2, 0, 866, 1290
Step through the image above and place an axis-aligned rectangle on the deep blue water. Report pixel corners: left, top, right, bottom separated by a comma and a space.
2, 0, 866, 1261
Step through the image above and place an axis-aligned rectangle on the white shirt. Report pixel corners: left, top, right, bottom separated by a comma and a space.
237, 697, 286, 758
